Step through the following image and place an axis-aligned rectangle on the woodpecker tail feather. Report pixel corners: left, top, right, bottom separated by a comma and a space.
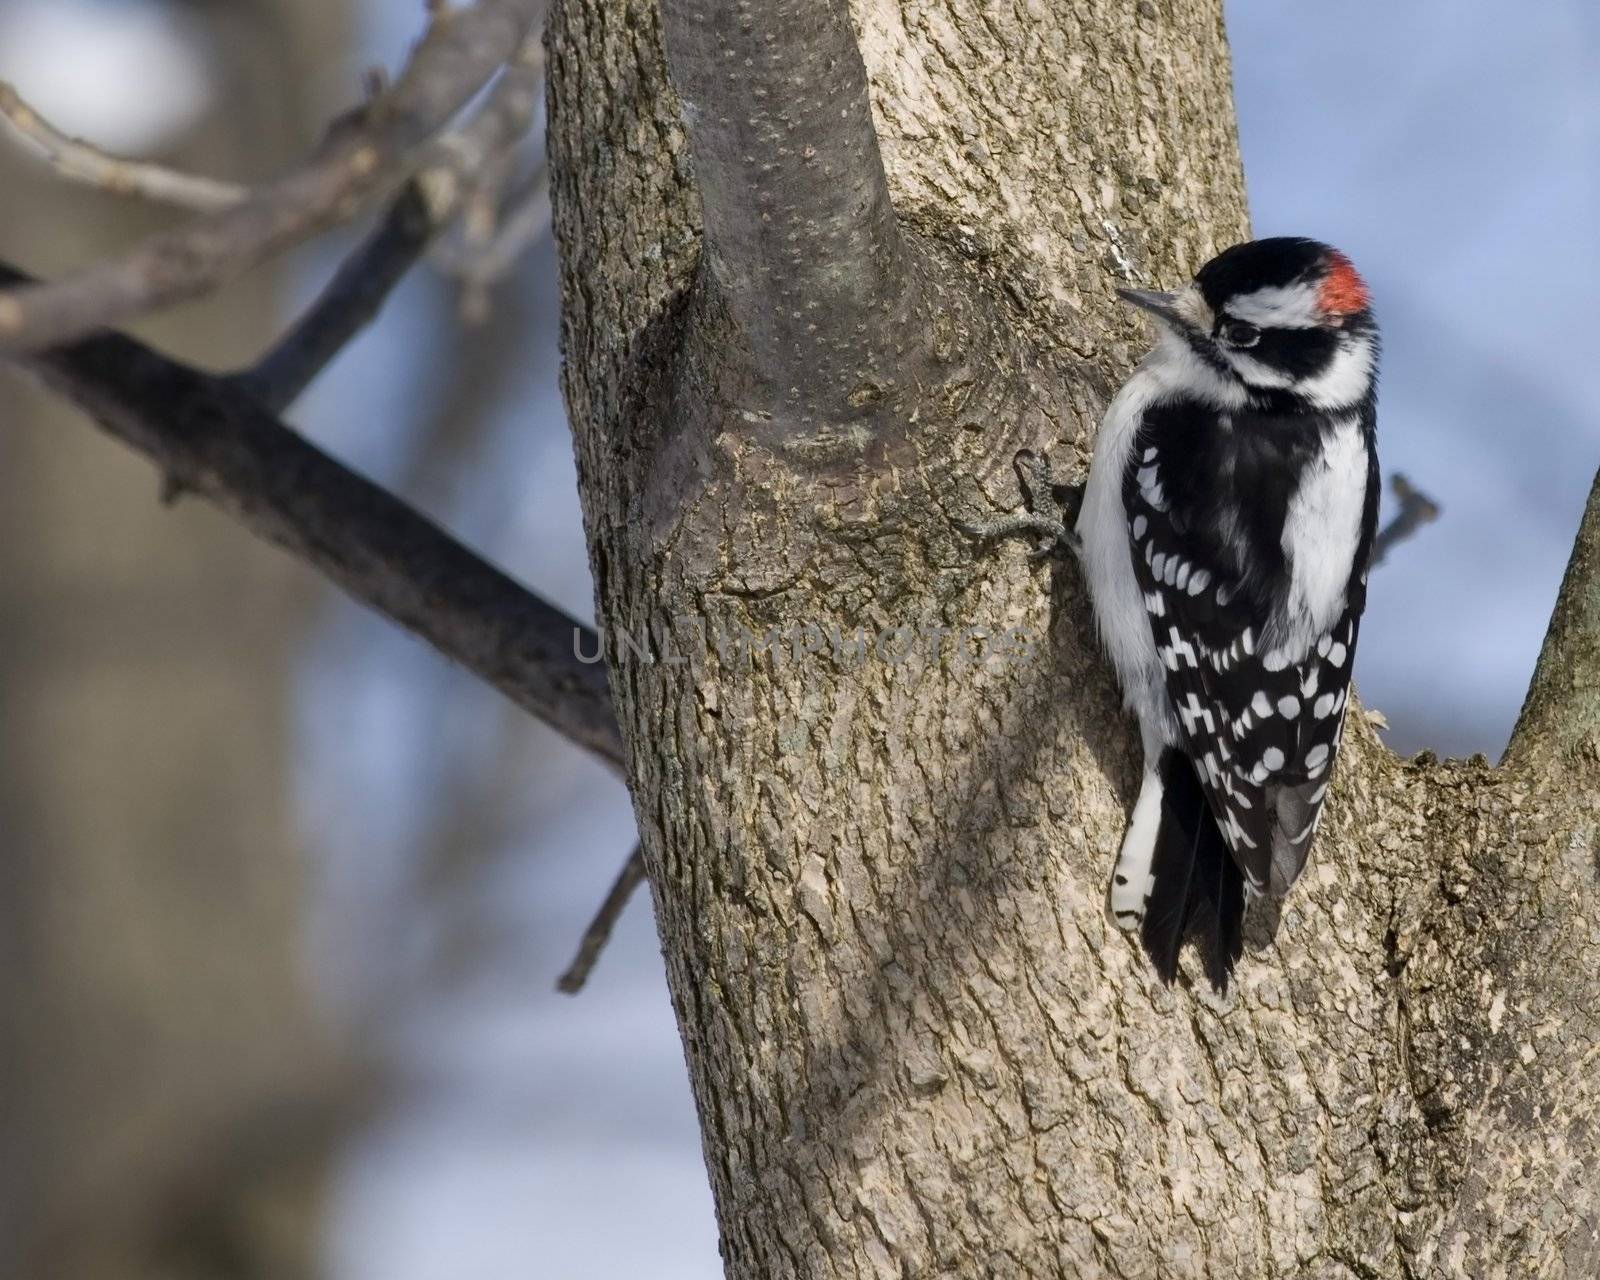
1107, 764, 1165, 929
1139, 749, 1246, 992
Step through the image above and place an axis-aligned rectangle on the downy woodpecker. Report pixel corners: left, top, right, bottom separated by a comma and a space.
1078, 237, 1380, 991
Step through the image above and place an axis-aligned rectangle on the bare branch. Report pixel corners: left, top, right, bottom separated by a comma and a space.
237, 34, 545, 412
238, 184, 438, 413
1507, 466, 1600, 764
0, 0, 542, 353
0, 82, 249, 213
426, 42, 544, 181
475, 166, 552, 272
657, 0, 915, 414
557, 847, 647, 994
1370, 471, 1441, 567
0, 264, 624, 772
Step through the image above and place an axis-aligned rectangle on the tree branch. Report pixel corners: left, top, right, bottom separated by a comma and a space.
0, 268, 623, 772
0, 0, 542, 353
557, 847, 647, 993
0, 82, 249, 212
1370, 471, 1441, 567
238, 184, 439, 413
657, 0, 915, 414
1507, 465, 1600, 764
432, 164, 552, 324
237, 34, 545, 412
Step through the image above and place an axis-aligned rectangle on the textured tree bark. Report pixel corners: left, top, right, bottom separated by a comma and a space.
547, 1, 1600, 1276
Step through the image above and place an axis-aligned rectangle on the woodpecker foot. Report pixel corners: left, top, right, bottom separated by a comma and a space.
958, 449, 1083, 559
959, 511, 1078, 558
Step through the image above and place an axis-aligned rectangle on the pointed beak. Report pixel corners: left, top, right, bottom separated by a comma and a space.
1116, 287, 1186, 329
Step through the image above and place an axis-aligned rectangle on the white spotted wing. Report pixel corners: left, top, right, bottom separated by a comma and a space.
1122, 434, 1365, 896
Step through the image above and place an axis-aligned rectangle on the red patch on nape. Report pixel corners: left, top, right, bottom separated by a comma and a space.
1318, 251, 1370, 316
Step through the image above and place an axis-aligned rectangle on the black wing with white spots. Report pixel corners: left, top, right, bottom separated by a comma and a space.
1123, 398, 1377, 896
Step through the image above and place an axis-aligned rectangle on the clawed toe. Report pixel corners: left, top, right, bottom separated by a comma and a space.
957, 448, 1083, 560
958, 511, 1074, 557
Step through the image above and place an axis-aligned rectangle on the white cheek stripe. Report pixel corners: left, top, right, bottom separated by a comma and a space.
1225, 351, 1295, 389
1226, 280, 1323, 329
1222, 330, 1373, 408
1299, 336, 1376, 410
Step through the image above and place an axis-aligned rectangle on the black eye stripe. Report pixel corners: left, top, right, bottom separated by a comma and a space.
1252, 326, 1342, 378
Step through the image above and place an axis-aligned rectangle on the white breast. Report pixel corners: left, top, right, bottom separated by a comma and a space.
1278, 413, 1367, 653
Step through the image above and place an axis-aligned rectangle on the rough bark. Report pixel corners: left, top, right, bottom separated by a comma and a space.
546, 2, 1600, 1277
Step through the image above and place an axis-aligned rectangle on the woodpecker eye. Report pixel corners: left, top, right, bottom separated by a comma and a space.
1220, 320, 1260, 349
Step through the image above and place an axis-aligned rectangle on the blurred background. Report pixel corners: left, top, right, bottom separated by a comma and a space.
0, 0, 1593, 1276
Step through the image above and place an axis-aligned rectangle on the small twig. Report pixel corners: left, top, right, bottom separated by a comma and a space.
422, 32, 546, 200
423, 38, 546, 324
0, 0, 542, 353
461, 149, 517, 251
442, 36, 544, 233
1371, 472, 1441, 567
557, 847, 647, 994
0, 82, 249, 213
442, 165, 552, 323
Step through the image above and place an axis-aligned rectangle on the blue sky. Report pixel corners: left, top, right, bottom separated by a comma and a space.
1228, 0, 1600, 755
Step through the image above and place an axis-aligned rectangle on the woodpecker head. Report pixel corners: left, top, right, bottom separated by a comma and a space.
1119, 237, 1377, 411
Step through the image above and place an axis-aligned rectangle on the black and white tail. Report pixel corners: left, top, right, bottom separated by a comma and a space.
1111, 749, 1246, 992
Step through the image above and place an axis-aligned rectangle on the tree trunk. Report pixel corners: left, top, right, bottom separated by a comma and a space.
546, 1, 1600, 1276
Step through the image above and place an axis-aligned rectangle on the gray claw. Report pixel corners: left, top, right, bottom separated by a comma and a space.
958, 512, 1077, 559
958, 448, 1083, 560
1030, 526, 1082, 560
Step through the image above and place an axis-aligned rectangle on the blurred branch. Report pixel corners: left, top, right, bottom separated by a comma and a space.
0, 262, 624, 772
237, 35, 545, 412
433, 164, 552, 323
558, 848, 647, 994
0, 82, 249, 212
238, 184, 439, 413
0, 0, 543, 353
1370, 472, 1441, 567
